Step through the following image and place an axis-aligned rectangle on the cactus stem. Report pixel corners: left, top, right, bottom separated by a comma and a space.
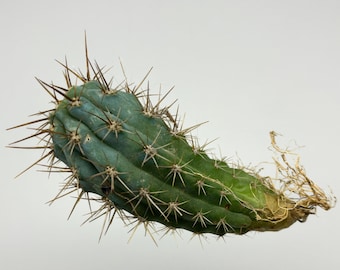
7, 37, 334, 242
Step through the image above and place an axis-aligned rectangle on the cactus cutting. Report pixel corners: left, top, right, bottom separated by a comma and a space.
8, 39, 334, 241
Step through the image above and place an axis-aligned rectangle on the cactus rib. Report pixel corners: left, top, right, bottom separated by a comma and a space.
7, 42, 334, 241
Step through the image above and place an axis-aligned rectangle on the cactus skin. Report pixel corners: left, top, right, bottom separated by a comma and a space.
8, 46, 333, 240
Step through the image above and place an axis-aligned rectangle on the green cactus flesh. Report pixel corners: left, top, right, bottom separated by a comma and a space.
9, 52, 333, 239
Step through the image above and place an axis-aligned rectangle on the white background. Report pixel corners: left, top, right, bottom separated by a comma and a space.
1, 1, 339, 269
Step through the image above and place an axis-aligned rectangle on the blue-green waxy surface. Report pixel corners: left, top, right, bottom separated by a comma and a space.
49, 80, 304, 235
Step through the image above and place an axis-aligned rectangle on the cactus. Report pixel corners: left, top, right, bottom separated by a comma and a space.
8, 42, 334, 240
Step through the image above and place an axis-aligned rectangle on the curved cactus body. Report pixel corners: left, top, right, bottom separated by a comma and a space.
47, 79, 319, 236
8, 47, 333, 240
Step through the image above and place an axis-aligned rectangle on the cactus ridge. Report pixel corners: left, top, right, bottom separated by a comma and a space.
7, 42, 334, 242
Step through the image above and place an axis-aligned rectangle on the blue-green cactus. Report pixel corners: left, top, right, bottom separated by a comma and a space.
8, 44, 333, 240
